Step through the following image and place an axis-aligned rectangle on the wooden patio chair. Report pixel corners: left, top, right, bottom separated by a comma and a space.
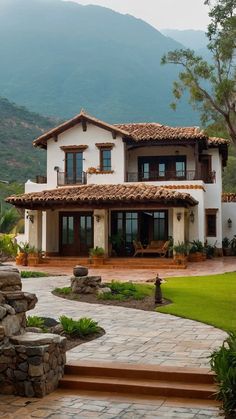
147, 240, 170, 257
133, 240, 145, 257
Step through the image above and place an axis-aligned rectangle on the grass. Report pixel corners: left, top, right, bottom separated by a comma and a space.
98, 281, 153, 301
54, 286, 71, 295
157, 273, 236, 332
21, 271, 50, 278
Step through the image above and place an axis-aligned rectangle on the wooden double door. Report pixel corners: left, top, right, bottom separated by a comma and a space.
59, 212, 93, 256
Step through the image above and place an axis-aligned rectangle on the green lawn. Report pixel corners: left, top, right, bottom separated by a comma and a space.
157, 273, 236, 332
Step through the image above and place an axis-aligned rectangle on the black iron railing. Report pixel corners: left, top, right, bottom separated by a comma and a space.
126, 170, 216, 183
57, 171, 87, 186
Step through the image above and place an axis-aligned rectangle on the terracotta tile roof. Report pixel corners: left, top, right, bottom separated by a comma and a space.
222, 193, 236, 202
208, 137, 230, 146
161, 185, 205, 191
5, 183, 198, 209
115, 123, 206, 142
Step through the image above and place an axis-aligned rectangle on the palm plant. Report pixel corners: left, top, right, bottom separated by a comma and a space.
210, 332, 236, 418
0, 208, 22, 234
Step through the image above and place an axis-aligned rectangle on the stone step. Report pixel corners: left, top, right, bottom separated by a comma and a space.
60, 362, 216, 401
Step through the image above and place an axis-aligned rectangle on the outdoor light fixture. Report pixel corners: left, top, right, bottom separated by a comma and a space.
228, 218, 232, 228
94, 214, 101, 223
176, 212, 182, 222
189, 210, 195, 223
26, 212, 34, 224
54, 166, 59, 172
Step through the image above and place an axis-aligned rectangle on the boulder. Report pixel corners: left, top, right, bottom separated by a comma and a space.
0, 267, 21, 291
73, 265, 88, 277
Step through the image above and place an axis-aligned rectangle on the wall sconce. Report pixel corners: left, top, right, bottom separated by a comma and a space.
94, 214, 101, 223
54, 166, 59, 172
189, 210, 195, 223
176, 212, 182, 222
228, 218, 232, 228
26, 212, 34, 224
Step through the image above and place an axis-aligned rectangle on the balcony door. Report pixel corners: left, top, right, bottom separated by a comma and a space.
59, 212, 93, 256
65, 152, 83, 184
138, 156, 186, 181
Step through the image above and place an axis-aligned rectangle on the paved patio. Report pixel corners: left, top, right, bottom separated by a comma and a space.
20, 256, 236, 281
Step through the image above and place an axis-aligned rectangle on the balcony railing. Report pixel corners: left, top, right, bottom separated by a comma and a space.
126, 170, 216, 184
35, 175, 47, 184
57, 171, 87, 186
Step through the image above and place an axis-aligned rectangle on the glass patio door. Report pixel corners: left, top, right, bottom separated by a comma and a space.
60, 212, 93, 256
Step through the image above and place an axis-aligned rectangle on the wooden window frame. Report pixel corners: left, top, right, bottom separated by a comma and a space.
100, 148, 112, 172
206, 209, 217, 237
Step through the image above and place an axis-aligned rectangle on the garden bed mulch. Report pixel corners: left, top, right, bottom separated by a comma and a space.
52, 290, 171, 312
40, 317, 105, 351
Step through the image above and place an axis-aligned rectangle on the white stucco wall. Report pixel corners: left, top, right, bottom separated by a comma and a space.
46, 123, 125, 187
222, 203, 236, 240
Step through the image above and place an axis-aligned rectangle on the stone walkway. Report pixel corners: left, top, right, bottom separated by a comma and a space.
22, 276, 226, 368
0, 391, 220, 418
0, 274, 227, 418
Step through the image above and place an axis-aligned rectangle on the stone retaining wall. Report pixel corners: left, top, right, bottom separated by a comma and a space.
0, 266, 66, 397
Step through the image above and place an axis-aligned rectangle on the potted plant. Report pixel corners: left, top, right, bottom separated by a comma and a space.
188, 240, 206, 262
173, 241, 188, 265
222, 237, 232, 256
16, 242, 30, 266
230, 235, 236, 256
109, 233, 124, 256
89, 246, 105, 266
27, 246, 40, 267
210, 332, 236, 418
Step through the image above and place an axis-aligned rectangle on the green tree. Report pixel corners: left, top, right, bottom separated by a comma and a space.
162, 0, 236, 146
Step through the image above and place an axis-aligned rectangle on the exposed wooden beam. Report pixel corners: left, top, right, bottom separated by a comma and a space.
81, 117, 87, 132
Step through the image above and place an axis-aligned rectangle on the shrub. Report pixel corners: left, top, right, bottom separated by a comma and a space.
210, 332, 236, 417
59, 316, 100, 338
172, 241, 189, 255
0, 234, 18, 259
26, 315, 45, 329
98, 281, 152, 301
54, 287, 71, 295
89, 246, 105, 257
189, 240, 204, 254
21, 271, 49, 278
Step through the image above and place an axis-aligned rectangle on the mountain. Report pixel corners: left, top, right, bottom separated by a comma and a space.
161, 29, 207, 51
0, 0, 199, 125
0, 97, 56, 182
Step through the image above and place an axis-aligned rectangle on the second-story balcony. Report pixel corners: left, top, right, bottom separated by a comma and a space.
57, 171, 87, 186
126, 170, 216, 184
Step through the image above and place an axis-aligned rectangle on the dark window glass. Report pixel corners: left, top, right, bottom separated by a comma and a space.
153, 211, 166, 240
176, 159, 186, 178
101, 149, 111, 171
62, 216, 74, 244
66, 152, 83, 184
206, 214, 217, 237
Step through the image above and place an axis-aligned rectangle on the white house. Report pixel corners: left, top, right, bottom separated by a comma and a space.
7, 110, 232, 258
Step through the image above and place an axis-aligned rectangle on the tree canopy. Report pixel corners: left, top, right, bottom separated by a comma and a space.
162, 0, 236, 146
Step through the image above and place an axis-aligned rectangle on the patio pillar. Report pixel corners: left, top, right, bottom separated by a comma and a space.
172, 208, 185, 245
28, 210, 42, 250
45, 210, 59, 255
93, 209, 109, 256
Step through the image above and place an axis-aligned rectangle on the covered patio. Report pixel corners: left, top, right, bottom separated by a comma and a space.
6, 183, 198, 260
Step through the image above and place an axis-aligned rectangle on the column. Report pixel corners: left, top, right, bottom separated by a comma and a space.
45, 210, 59, 255
93, 209, 109, 256
173, 208, 185, 245
28, 210, 42, 250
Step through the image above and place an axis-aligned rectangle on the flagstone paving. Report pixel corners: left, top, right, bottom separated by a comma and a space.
0, 274, 227, 417
0, 391, 220, 418
22, 276, 226, 368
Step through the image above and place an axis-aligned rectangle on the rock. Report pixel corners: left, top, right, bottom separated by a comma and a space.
2, 313, 24, 336
24, 381, 35, 397
28, 364, 44, 377
71, 275, 102, 294
18, 362, 28, 372
28, 356, 42, 366
0, 293, 5, 304
73, 265, 88, 277
14, 370, 28, 381
97, 287, 111, 295
0, 306, 7, 320
50, 324, 63, 335
3, 304, 15, 315
0, 269, 21, 291
25, 327, 42, 333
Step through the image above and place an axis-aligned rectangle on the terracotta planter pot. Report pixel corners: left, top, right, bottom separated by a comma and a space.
27, 254, 39, 267
174, 254, 187, 265
223, 247, 232, 256
16, 252, 27, 266
188, 252, 206, 262
92, 256, 105, 266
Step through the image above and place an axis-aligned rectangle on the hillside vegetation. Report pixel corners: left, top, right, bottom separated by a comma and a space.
0, 0, 199, 125
0, 97, 55, 182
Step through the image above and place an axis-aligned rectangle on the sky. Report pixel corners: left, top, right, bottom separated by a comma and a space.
64, 0, 210, 30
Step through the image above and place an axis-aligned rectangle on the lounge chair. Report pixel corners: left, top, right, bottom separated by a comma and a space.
133, 240, 170, 257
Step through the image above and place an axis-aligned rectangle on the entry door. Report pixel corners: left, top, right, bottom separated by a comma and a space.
59, 212, 93, 256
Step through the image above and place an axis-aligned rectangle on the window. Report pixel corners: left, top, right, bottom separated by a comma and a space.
153, 211, 167, 240
206, 210, 217, 237
100, 148, 111, 171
